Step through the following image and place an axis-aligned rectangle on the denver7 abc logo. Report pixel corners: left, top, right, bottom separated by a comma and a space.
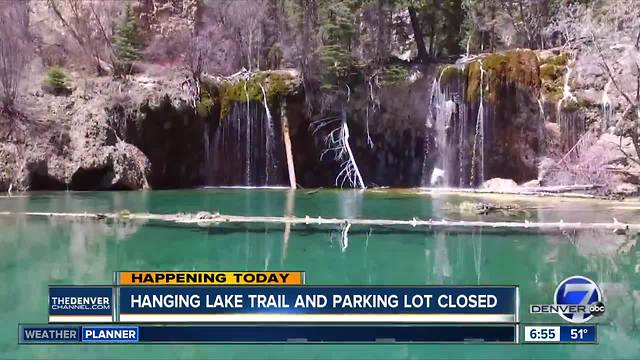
530, 276, 605, 323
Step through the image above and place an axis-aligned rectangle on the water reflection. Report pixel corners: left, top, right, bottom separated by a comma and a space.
0, 190, 639, 359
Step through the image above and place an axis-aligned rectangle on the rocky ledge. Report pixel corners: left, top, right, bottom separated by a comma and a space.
0, 69, 197, 191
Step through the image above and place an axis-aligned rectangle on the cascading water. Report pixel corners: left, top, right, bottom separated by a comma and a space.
244, 82, 252, 185
203, 122, 210, 167
557, 66, 577, 115
259, 83, 276, 184
425, 61, 485, 188
422, 67, 464, 187
423, 49, 544, 188
204, 91, 287, 186
537, 95, 546, 121
557, 64, 585, 152
470, 61, 486, 186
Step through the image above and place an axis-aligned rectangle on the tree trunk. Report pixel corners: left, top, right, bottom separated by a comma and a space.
375, 0, 387, 65
281, 99, 297, 189
408, 6, 428, 63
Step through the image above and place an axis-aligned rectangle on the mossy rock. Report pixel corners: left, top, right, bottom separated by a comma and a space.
465, 49, 541, 103
210, 71, 299, 119
541, 53, 568, 67
380, 65, 410, 86
438, 65, 465, 84
539, 64, 564, 81
539, 61, 568, 103
542, 81, 564, 102
196, 87, 214, 119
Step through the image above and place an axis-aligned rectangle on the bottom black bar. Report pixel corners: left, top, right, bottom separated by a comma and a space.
20, 324, 517, 344
141, 325, 516, 343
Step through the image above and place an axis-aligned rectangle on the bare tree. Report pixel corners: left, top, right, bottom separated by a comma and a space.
501, 0, 552, 49
549, 1, 640, 166
586, 2, 640, 165
0, 2, 30, 113
46, 0, 117, 74
311, 87, 366, 189
190, 0, 283, 76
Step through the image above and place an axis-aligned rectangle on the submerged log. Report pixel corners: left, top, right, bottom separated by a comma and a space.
0, 211, 637, 231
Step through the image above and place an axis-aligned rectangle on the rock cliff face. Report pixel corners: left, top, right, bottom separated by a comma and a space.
2, 0, 637, 194
0, 51, 635, 192
0, 72, 197, 191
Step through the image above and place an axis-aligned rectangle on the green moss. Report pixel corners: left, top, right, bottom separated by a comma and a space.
380, 64, 410, 86
466, 61, 482, 102
43, 66, 72, 95
539, 61, 567, 103
465, 49, 540, 103
216, 71, 297, 119
542, 81, 563, 102
196, 88, 213, 118
439, 65, 464, 83
541, 53, 568, 67
540, 64, 560, 81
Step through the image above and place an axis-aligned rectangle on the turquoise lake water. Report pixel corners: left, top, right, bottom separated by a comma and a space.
0, 189, 639, 359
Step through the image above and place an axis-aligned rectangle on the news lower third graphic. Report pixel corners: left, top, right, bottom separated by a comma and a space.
529, 275, 605, 324
18, 271, 600, 344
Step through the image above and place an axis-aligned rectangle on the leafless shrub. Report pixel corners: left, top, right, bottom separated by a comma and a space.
0, 2, 31, 113
46, 0, 118, 75
548, 1, 640, 166
186, 31, 213, 79
144, 32, 189, 66
543, 131, 622, 189
191, 0, 289, 76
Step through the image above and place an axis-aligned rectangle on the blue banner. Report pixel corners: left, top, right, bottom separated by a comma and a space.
560, 325, 597, 343
81, 326, 139, 343
119, 286, 516, 315
49, 286, 113, 316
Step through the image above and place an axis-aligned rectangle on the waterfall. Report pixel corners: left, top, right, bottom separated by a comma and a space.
557, 65, 577, 116
424, 64, 472, 187
203, 122, 210, 170
424, 50, 544, 188
537, 95, 547, 155
557, 63, 585, 152
259, 84, 275, 184
465, 36, 471, 58
206, 96, 287, 187
244, 82, 251, 186
537, 95, 545, 121
601, 79, 613, 132
470, 61, 486, 186
425, 68, 461, 187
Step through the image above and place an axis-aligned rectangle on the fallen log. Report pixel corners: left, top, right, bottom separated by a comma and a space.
0, 211, 637, 232
420, 185, 603, 198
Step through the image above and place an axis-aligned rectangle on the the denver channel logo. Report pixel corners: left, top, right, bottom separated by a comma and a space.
530, 276, 605, 323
